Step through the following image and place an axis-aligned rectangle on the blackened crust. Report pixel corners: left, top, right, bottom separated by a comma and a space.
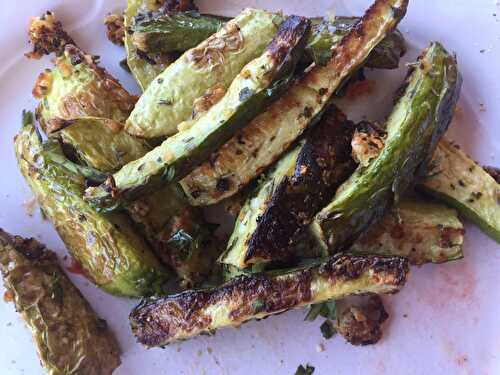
26, 11, 76, 59
264, 16, 311, 70
244, 106, 356, 263
484, 166, 500, 184
0, 228, 46, 261
129, 255, 409, 346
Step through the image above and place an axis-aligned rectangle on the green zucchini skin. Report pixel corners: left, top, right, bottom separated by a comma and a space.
86, 16, 311, 211
0, 230, 121, 375
50, 117, 151, 173
48, 116, 220, 288
132, 13, 406, 70
132, 11, 226, 53
130, 255, 409, 346
15, 114, 170, 297
125, 8, 282, 138
180, 0, 409, 207
311, 42, 462, 252
124, 0, 176, 91
220, 106, 357, 268
349, 196, 465, 264
419, 140, 500, 243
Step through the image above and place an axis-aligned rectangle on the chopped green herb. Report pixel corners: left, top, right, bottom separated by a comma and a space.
295, 364, 315, 375
320, 320, 336, 339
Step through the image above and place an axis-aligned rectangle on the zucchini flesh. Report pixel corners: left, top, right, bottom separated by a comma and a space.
180, 0, 409, 206
51, 117, 151, 173
34, 46, 137, 135
220, 106, 356, 268
0, 230, 121, 375
130, 255, 409, 346
419, 139, 500, 243
86, 16, 311, 211
125, 8, 282, 138
311, 42, 462, 252
350, 196, 465, 264
15, 115, 169, 297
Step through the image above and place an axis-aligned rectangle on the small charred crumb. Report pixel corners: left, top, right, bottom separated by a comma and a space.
45, 118, 75, 134
264, 16, 310, 66
104, 14, 125, 46
119, 58, 131, 73
216, 178, 231, 192
334, 295, 388, 346
351, 121, 386, 167
26, 11, 75, 59
484, 166, 500, 184
239, 87, 254, 102
192, 84, 226, 120
130, 255, 408, 346
300, 106, 314, 119
159, 0, 198, 13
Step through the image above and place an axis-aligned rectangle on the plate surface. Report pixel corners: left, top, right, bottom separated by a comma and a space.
1, 1, 499, 374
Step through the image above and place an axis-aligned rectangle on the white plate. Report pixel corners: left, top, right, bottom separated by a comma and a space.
1, 1, 499, 374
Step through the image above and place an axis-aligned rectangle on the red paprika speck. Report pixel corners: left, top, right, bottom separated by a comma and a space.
3, 290, 14, 303
66, 258, 84, 275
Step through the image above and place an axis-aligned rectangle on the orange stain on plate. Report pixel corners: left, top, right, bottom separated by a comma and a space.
3, 290, 14, 303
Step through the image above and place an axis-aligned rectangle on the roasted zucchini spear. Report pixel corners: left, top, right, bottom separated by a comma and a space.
181, 0, 409, 206
15, 113, 169, 297
125, 8, 282, 138
130, 255, 409, 346
49, 116, 219, 287
124, 0, 177, 90
29, 23, 136, 135
350, 196, 464, 264
86, 16, 311, 210
0, 229, 121, 375
132, 13, 406, 70
311, 42, 462, 252
419, 139, 500, 243
220, 106, 356, 268
50, 117, 151, 173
